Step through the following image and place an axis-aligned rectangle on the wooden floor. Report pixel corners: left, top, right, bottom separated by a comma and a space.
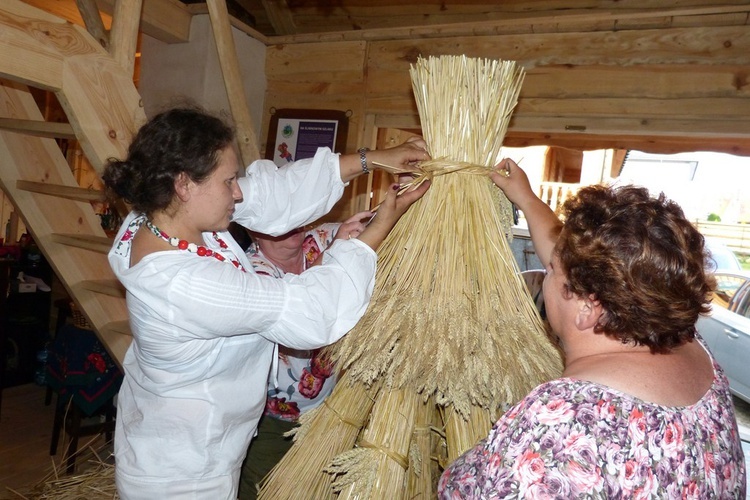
0, 383, 112, 499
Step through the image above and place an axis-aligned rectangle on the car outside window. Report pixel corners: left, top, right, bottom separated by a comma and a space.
714, 275, 749, 306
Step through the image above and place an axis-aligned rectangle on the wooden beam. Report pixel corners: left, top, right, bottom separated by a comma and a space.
109, 0, 143, 75
0, 2, 71, 91
508, 115, 750, 139
186, 3, 270, 44
16, 181, 105, 202
75, 0, 109, 49
0, 119, 75, 139
265, 4, 750, 44
18, 0, 104, 28
206, 0, 260, 166
58, 48, 146, 174
504, 131, 750, 158
260, 0, 297, 36
95, 0, 191, 44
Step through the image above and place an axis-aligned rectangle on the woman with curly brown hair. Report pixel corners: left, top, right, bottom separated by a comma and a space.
103, 106, 430, 499
439, 159, 746, 499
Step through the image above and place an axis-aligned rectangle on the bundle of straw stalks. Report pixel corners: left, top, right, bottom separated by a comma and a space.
259, 54, 563, 499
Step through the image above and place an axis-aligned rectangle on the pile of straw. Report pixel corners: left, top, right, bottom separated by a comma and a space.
259, 55, 563, 499
6, 443, 117, 500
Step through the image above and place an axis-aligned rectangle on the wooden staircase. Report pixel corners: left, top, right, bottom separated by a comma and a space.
0, 0, 148, 366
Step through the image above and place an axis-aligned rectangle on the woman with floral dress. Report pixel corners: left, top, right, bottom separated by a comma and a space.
438, 159, 746, 498
238, 212, 370, 499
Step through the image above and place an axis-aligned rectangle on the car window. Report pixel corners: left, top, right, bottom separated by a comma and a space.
706, 240, 742, 273
712, 274, 750, 310
734, 283, 750, 318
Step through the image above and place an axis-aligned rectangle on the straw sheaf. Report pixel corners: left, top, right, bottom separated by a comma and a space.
326, 55, 563, 418
260, 55, 564, 498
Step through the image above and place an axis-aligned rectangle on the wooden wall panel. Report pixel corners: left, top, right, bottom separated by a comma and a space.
367, 26, 750, 68
265, 19, 750, 156
263, 41, 368, 158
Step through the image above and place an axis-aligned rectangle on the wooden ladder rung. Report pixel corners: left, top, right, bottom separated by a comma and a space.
0, 118, 76, 139
74, 279, 126, 299
51, 233, 113, 254
100, 320, 131, 337
16, 180, 106, 202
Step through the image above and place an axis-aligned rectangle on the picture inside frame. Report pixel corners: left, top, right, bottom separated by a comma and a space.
266, 109, 349, 167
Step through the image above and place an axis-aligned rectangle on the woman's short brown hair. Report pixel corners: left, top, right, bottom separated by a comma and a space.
555, 184, 715, 353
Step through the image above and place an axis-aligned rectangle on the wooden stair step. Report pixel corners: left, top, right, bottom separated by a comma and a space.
0, 118, 75, 139
101, 320, 131, 337
16, 180, 106, 202
51, 233, 113, 254
74, 279, 126, 299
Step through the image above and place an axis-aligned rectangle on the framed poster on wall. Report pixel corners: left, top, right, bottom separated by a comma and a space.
265, 108, 350, 167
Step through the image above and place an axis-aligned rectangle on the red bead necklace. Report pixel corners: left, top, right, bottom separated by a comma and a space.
145, 219, 246, 272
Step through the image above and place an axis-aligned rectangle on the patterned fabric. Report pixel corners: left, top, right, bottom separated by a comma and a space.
439, 342, 746, 499
45, 325, 123, 416
246, 223, 340, 422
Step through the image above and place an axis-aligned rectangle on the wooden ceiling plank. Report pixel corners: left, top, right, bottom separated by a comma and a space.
109, 0, 143, 75
206, 0, 260, 166
75, 0, 109, 49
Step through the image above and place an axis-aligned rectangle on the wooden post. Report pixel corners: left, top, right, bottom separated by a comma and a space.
109, 0, 143, 76
74, 0, 109, 49
206, 0, 260, 166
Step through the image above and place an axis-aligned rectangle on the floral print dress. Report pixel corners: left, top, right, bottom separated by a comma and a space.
247, 223, 340, 422
439, 342, 746, 499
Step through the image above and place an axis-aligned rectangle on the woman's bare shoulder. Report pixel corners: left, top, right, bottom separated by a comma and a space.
568, 341, 714, 407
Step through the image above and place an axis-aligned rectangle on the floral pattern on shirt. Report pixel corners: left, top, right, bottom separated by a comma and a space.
247, 223, 340, 422
439, 348, 746, 499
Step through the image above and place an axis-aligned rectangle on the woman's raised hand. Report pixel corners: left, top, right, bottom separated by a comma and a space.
488, 158, 536, 207
334, 211, 373, 241
357, 180, 431, 251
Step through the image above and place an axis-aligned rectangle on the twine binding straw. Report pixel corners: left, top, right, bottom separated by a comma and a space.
406, 397, 441, 499
331, 388, 418, 499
